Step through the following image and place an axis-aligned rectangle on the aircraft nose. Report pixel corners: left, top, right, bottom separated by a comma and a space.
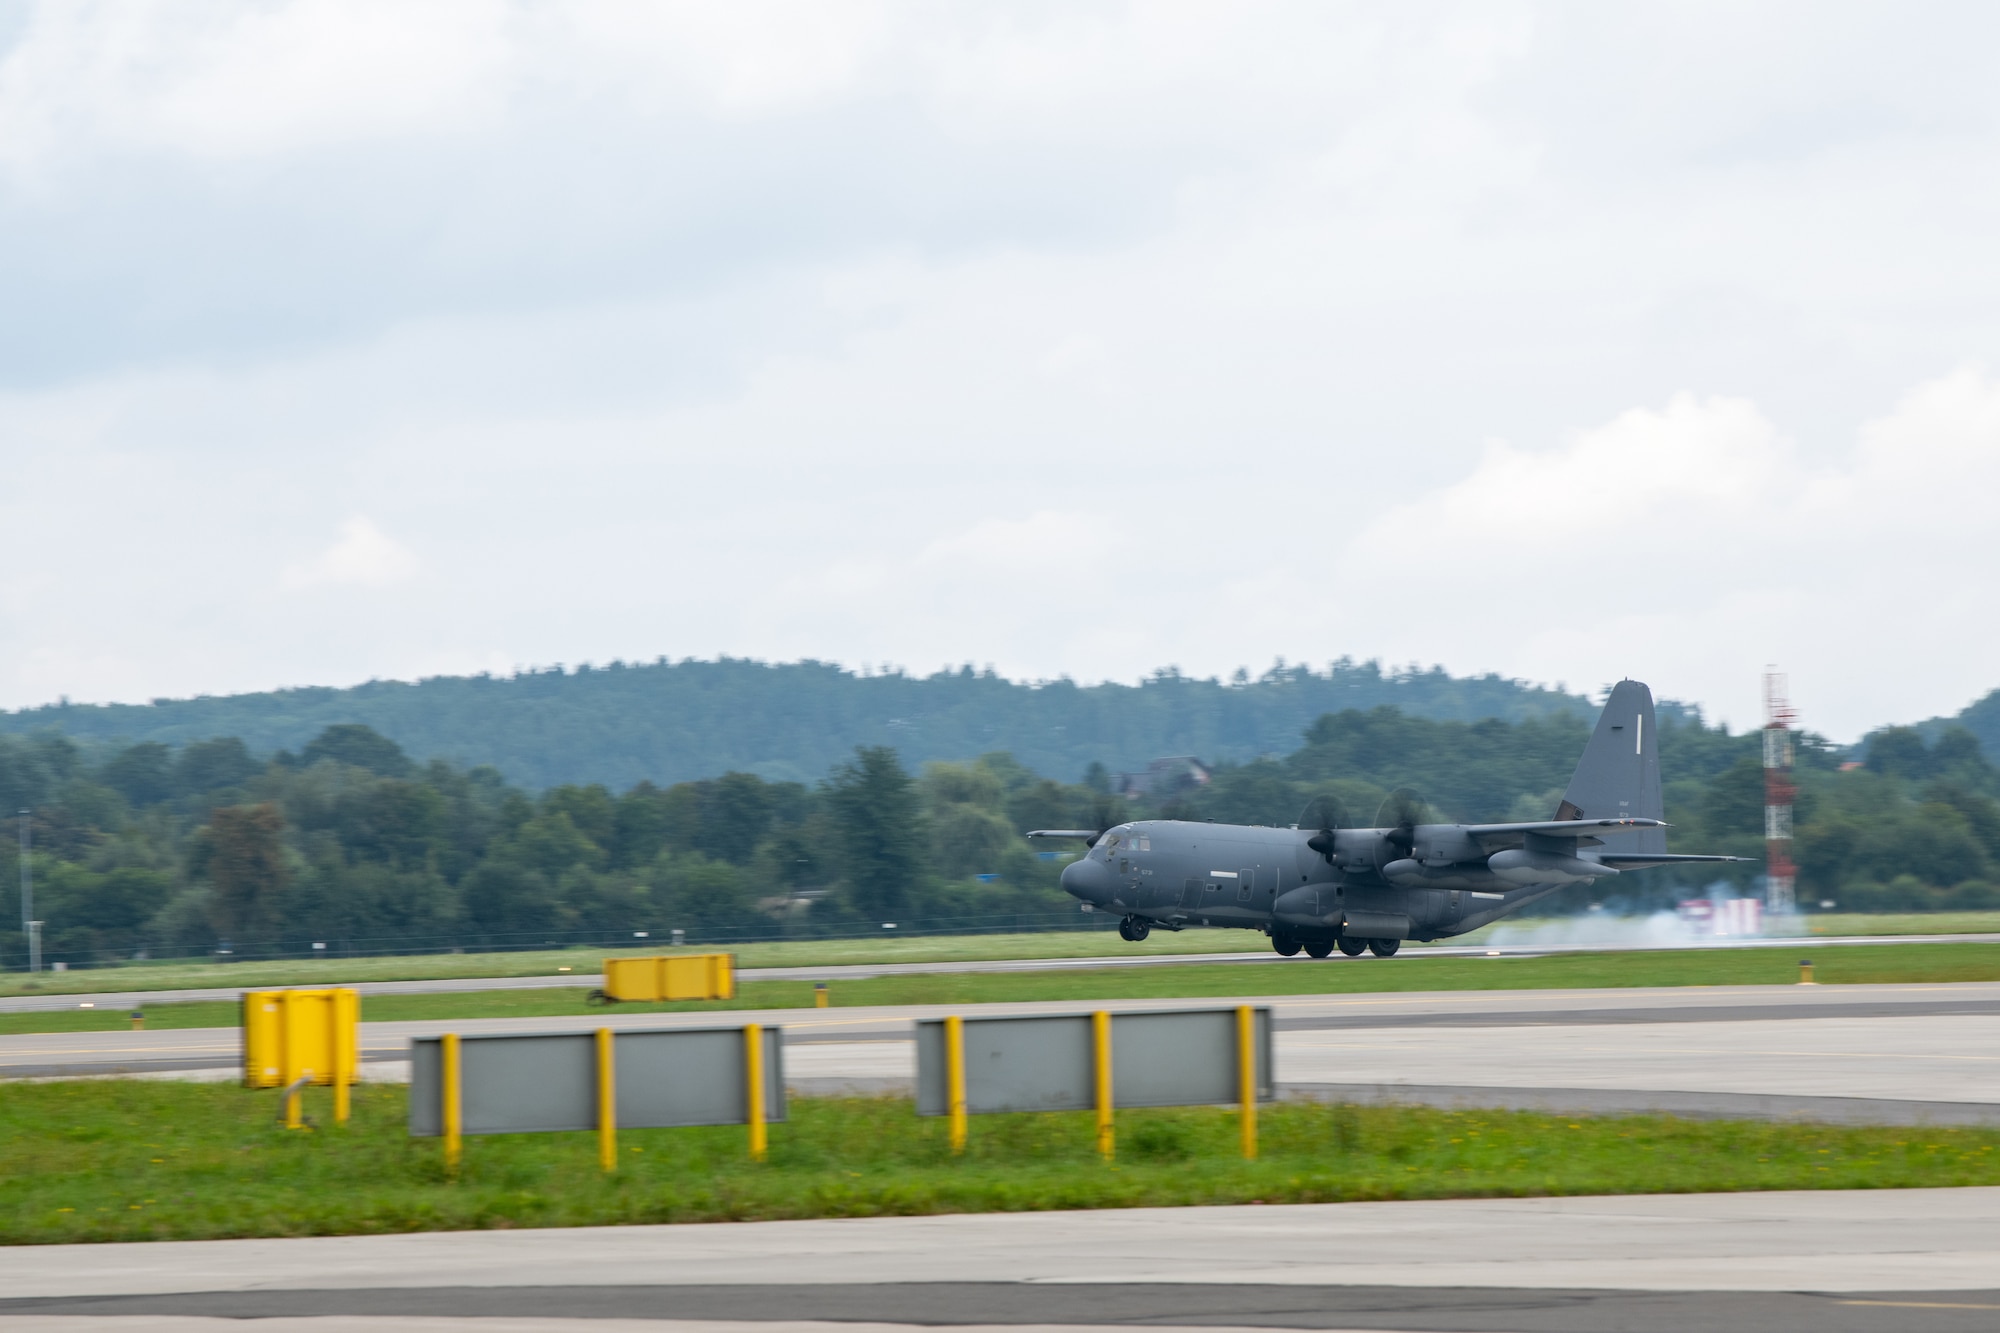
1061, 855, 1115, 906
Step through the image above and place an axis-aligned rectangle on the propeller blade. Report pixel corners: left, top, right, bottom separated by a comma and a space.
1373, 787, 1431, 862
1299, 793, 1347, 861
1083, 794, 1124, 847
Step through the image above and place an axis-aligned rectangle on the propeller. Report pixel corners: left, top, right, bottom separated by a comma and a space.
1082, 793, 1124, 848
1373, 788, 1431, 868
1299, 793, 1348, 863
1024, 794, 1127, 848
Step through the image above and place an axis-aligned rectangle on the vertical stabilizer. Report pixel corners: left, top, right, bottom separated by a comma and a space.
1557, 680, 1666, 854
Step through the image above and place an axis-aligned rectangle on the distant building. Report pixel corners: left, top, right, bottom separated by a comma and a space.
1114, 756, 1212, 799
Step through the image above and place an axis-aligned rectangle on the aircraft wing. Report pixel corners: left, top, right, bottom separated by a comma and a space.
1592, 852, 1754, 869
1026, 829, 1102, 840
1464, 808, 1664, 840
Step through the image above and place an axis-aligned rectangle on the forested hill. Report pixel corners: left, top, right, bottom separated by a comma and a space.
0, 657, 1603, 790
1912, 688, 2000, 766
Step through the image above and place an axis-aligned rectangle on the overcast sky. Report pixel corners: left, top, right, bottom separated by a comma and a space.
3, 1, 1998, 741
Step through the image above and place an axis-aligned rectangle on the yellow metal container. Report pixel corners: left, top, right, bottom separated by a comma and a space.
241, 988, 359, 1090
601, 953, 734, 1002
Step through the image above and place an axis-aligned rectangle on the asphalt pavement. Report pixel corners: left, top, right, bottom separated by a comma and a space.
10, 981, 2000, 1125
5, 1189, 2000, 1331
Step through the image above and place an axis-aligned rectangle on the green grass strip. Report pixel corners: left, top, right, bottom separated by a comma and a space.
3, 1079, 1997, 1245
5, 912, 1998, 1000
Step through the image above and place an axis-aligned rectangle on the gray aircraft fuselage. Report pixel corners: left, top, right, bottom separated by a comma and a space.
1049, 680, 1744, 952
1058, 819, 1561, 945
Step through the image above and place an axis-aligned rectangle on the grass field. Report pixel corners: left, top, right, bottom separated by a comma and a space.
7, 912, 1998, 1001
4, 1079, 1996, 1244
7, 941, 2000, 1035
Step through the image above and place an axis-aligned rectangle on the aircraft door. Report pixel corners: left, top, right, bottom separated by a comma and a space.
1237, 868, 1255, 903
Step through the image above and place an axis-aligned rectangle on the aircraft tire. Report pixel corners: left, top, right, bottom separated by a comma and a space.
1120, 915, 1150, 942
1336, 936, 1368, 957
1303, 939, 1335, 959
1368, 937, 1401, 957
1272, 934, 1302, 957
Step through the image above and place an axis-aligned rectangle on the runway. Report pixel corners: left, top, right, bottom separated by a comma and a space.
4, 1189, 2000, 1331
9, 982, 2000, 1125
3, 930, 1995, 1014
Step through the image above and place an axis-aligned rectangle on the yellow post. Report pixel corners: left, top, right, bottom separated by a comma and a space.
945, 1014, 967, 1153
596, 1027, 617, 1172
1237, 1005, 1258, 1161
442, 1032, 463, 1172
284, 1079, 304, 1130
1092, 1009, 1114, 1160
1799, 959, 1815, 985
130, 1009, 144, 1031
814, 983, 829, 1009
745, 1023, 767, 1161
333, 989, 357, 1124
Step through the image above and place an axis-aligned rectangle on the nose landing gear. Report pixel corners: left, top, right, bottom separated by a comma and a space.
1118, 915, 1151, 942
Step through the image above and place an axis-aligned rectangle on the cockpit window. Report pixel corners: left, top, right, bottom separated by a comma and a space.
1101, 834, 1121, 851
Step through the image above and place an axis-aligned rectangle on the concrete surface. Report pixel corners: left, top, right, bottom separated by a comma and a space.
4, 1188, 2000, 1295
10, 985, 2000, 1126
7, 1180, 2000, 1328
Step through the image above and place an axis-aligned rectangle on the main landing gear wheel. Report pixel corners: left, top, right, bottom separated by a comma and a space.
1368, 938, 1401, 957
1272, 934, 1302, 957
1119, 915, 1151, 942
1304, 939, 1335, 959
1337, 936, 1367, 957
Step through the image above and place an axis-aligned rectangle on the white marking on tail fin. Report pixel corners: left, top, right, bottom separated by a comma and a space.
1636, 714, 1643, 755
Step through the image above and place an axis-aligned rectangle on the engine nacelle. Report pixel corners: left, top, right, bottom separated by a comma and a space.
1487, 848, 1619, 887
1380, 859, 1509, 890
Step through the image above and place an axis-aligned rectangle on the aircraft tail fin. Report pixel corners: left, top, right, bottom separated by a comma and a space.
1557, 680, 1666, 855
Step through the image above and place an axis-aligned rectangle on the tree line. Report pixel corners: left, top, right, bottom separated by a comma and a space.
4, 705, 1998, 967
0, 657, 1602, 791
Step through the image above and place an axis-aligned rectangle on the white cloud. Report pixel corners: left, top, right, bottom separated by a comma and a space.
282, 517, 419, 589
1315, 370, 2000, 736
3, 3, 2000, 742
0, 0, 513, 166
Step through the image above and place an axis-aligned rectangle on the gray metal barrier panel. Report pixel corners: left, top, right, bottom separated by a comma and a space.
915, 1008, 1271, 1116
410, 1026, 785, 1137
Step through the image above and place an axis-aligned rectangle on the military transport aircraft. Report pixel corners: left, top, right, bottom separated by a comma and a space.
1034, 680, 1747, 958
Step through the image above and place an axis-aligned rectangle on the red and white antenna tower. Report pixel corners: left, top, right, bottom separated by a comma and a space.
1763, 669, 1797, 914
